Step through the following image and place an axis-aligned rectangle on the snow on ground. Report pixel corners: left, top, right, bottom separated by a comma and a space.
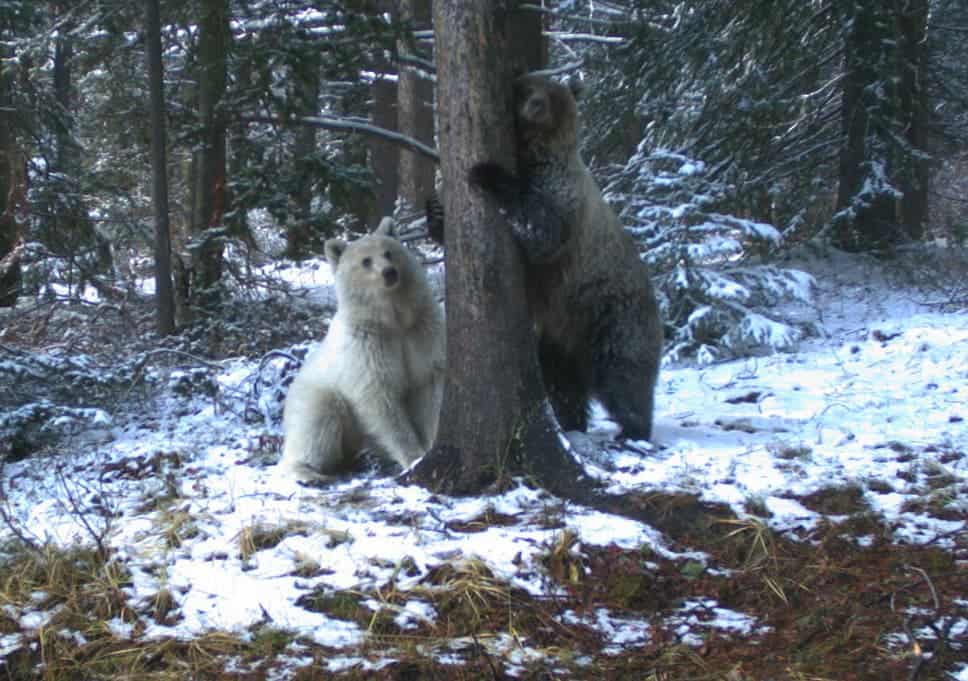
1, 249, 966, 676
592, 308, 966, 538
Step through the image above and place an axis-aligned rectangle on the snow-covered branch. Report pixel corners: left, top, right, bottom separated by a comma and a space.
530, 61, 584, 79
240, 114, 440, 163
544, 31, 624, 45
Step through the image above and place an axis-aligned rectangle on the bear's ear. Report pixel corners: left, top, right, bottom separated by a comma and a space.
325, 239, 347, 266
374, 216, 395, 237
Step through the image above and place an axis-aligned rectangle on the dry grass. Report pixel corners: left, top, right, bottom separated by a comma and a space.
0, 486, 965, 680
157, 505, 200, 549
237, 519, 310, 561
0, 541, 304, 680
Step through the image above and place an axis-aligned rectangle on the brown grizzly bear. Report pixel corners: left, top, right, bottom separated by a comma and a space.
468, 75, 663, 440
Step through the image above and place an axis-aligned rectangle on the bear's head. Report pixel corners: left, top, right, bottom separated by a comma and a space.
325, 220, 426, 328
513, 74, 581, 150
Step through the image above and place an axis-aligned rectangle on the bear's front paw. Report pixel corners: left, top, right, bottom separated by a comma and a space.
468, 162, 515, 195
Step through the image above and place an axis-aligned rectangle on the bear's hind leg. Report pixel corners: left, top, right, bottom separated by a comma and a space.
539, 338, 590, 432
593, 355, 658, 442
280, 388, 358, 481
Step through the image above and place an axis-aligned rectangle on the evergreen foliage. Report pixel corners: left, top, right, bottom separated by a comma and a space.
606, 147, 815, 363
0, 0, 966, 359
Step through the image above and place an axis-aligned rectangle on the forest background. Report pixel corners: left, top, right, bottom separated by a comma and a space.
0, 1, 967, 678
1, 0, 966, 349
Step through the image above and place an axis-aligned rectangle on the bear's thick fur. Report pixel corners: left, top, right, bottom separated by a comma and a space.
278, 220, 445, 481
469, 75, 663, 440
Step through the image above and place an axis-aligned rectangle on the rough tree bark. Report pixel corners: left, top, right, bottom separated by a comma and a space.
396, 0, 435, 211
409, 1, 585, 495
834, 3, 898, 252
188, 0, 229, 312
49, 4, 113, 293
834, 3, 932, 252
369, 77, 398, 224
368, 1, 399, 225
286, 50, 321, 259
896, 0, 930, 241
146, 0, 175, 336
51, 5, 73, 173
0, 40, 24, 308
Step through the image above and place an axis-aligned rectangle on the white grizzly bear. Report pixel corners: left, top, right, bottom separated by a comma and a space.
278, 219, 445, 482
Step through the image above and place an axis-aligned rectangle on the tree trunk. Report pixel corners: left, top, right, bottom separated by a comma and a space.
49, 5, 113, 292
834, 3, 904, 252
146, 0, 175, 336
410, 1, 582, 495
286, 51, 321, 258
896, 0, 930, 241
335, 85, 373, 233
396, 0, 435, 211
369, 64, 398, 225
52, 12, 73, 172
226, 56, 255, 250
0, 41, 24, 308
190, 0, 229, 312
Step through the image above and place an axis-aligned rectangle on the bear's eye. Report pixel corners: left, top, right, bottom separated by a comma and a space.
362, 257, 372, 268
383, 251, 392, 261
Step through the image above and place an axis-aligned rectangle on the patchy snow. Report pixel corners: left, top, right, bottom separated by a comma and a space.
668, 599, 769, 646
561, 608, 651, 654
1, 248, 966, 676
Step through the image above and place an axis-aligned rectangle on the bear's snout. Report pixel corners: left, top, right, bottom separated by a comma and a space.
382, 266, 399, 287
